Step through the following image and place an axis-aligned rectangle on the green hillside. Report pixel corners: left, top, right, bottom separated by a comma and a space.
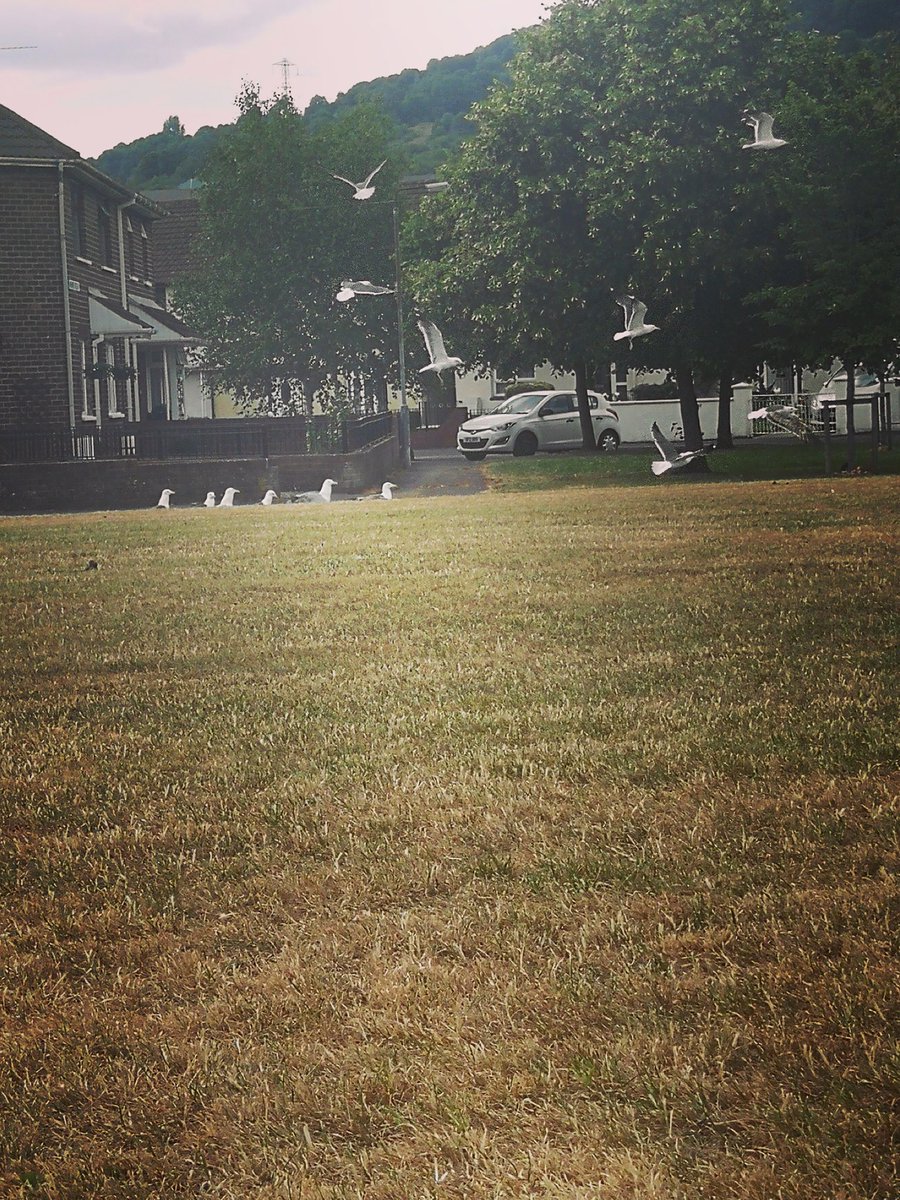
92, 35, 518, 190
92, 3, 897, 192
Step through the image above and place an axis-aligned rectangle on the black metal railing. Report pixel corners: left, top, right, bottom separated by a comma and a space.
0, 413, 396, 464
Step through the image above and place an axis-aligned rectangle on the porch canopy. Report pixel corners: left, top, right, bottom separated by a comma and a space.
130, 299, 200, 344
88, 294, 154, 339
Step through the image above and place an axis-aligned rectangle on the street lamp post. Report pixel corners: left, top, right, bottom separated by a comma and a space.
343, 183, 449, 469
392, 201, 411, 468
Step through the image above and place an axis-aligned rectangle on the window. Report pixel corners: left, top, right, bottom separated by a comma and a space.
542, 394, 576, 415
72, 186, 87, 258
98, 205, 113, 267
125, 216, 138, 278
139, 222, 150, 280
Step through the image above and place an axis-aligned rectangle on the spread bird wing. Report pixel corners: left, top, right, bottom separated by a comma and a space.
630, 300, 648, 331
756, 112, 776, 141
418, 318, 447, 363
332, 173, 356, 188
616, 293, 636, 327
362, 159, 387, 188
650, 421, 675, 462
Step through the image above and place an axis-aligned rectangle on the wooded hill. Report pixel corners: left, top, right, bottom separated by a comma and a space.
92, 34, 518, 189
92, 2, 897, 192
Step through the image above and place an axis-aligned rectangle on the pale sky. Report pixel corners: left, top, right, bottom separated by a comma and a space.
1, 0, 551, 159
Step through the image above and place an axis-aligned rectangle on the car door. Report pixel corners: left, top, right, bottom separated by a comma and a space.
538, 393, 580, 448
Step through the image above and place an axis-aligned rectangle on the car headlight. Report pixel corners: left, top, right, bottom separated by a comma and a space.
493, 421, 516, 432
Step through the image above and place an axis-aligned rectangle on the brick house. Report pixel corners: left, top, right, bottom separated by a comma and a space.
0, 104, 200, 448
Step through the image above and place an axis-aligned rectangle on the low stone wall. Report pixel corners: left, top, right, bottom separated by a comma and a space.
0, 436, 400, 514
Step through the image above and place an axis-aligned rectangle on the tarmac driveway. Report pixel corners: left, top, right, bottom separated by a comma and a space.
399, 448, 488, 498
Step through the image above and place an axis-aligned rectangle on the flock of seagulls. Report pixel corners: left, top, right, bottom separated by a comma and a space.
330, 159, 463, 379
155, 480, 398, 509
616, 111, 787, 347
331, 110, 789, 477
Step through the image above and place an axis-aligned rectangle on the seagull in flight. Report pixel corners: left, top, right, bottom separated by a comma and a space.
650, 422, 708, 475
336, 280, 395, 303
417, 318, 463, 375
156, 488, 174, 509
742, 112, 787, 150
332, 160, 387, 200
614, 294, 659, 343
747, 403, 815, 441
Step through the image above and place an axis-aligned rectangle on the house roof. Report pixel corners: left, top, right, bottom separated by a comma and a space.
148, 194, 203, 285
0, 103, 81, 159
0, 104, 163, 220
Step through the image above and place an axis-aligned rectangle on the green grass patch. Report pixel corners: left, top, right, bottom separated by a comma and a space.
0, 479, 897, 1199
484, 440, 900, 491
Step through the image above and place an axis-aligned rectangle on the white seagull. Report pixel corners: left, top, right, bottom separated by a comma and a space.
294, 478, 338, 503
156, 488, 174, 509
417, 318, 463, 376
203, 491, 216, 508
356, 481, 398, 501
218, 487, 240, 507
742, 112, 787, 150
650, 422, 708, 475
747, 403, 815, 442
332, 159, 387, 200
614, 294, 659, 343
261, 489, 278, 505
336, 280, 395, 303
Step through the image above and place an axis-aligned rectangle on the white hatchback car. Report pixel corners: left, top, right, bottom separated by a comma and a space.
457, 390, 620, 460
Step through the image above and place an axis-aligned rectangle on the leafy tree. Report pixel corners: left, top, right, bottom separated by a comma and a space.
175, 87, 401, 414
408, 0, 799, 451
761, 41, 900, 461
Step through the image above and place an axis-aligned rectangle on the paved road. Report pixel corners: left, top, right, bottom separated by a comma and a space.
399, 448, 488, 498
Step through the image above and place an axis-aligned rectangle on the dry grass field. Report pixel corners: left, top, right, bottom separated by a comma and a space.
0, 476, 897, 1199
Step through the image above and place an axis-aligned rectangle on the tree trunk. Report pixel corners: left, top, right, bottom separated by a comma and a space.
716, 366, 734, 449
575, 359, 597, 451
675, 364, 703, 447
843, 357, 856, 470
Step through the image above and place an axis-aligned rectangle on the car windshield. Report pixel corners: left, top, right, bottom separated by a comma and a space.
493, 392, 550, 415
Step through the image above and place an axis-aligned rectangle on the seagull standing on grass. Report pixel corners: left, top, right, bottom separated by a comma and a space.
417, 319, 463, 376
203, 491, 216, 508
331, 160, 387, 200
156, 488, 174, 509
218, 487, 239, 507
742, 112, 788, 150
650, 422, 708, 475
294, 478, 338, 503
356, 481, 398, 500
614, 294, 659, 344
336, 280, 395, 303
261, 490, 278, 505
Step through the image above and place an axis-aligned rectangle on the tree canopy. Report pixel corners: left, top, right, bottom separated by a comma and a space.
175, 88, 401, 414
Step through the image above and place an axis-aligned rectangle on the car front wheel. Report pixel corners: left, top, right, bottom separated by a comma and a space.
513, 431, 538, 457
597, 429, 620, 452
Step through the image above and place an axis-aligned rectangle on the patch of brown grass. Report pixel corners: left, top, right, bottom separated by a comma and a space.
0, 478, 897, 1198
